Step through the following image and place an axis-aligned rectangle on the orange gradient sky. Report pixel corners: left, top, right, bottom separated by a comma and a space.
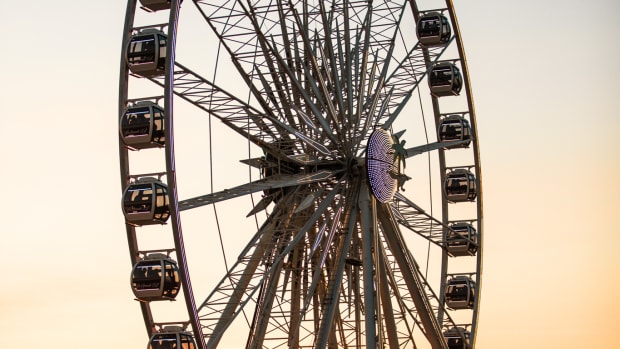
1, 1, 619, 348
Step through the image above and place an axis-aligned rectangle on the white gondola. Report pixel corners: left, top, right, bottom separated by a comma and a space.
446, 222, 478, 257
438, 115, 472, 148
122, 177, 170, 225
417, 12, 451, 46
148, 326, 196, 349
444, 327, 472, 349
444, 169, 477, 202
445, 275, 476, 310
139, 0, 182, 12
131, 254, 180, 301
120, 101, 165, 149
429, 62, 463, 97
126, 29, 167, 77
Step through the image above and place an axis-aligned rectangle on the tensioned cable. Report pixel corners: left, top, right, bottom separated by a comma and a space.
391, 7, 435, 279
245, 0, 280, 227
205, 20, 256, 329
238, 0, 284, 329
416, 72, 434, 280
246, 1, 297, 336
208, 40, 229, 275
246, 28, 261, 229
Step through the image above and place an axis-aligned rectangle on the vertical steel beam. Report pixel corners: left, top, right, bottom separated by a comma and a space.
359, 181, 376, 349
377, 246, 400, 349
377, 204, 448, 349
315, 185, 359, 348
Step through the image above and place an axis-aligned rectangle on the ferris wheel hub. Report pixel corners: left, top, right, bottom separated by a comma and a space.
346, 157, 362, 178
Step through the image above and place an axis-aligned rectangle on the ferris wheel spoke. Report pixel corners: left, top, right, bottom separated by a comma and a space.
178, 169, 342, 211
270, 46, 340, 148
357, 180, 380, 348
198, 1, 405, 149
357, 184, 415, 348
252, 60, 341, 156
377, 203, 465, 348
197, 193, 299, 347
314, 196, 360, 348
251, 187, 354, 348
252, 11, 344, 149
381, 38, 455, 130
301, 202, 344, 313
349, 8, 373, 154
245, 251, 288, 349
315, 8, 349, 138
391, 192, 479, 251
192, 1, 298, 131
259, 79, 341, 159
347, 1, 405, 135
287, 6, 343, 139
147, 62, 302, 152
341, 1, 408, 154
353, 63, 386, 155
376, 202, 448, 349
196, 28, 344, 160
376, 242, 422, 346
390, 192, 448, 248
252, 30, 309, 133
198, 183, 343, 347
287, 180, 363, 348
350, 85, 394, 152
252, 62, 296, 128
385, 234, 463, 346
377, 243, 412, 348
405, 139, 471, 158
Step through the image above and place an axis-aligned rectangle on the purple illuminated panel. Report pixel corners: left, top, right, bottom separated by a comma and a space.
366, 129, 397, 203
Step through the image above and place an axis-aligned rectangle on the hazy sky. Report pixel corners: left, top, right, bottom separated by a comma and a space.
1, 0, 619, 348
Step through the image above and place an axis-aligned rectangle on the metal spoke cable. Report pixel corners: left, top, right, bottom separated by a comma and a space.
207, 22, 252, 328
419, 91, 434, 279
243, 2, 284, 331
208, 39, 229, 275
414, 66, 434, 279
392, 11, 435, 278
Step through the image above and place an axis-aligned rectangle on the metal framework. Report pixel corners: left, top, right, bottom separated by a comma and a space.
118, 1, 483, 348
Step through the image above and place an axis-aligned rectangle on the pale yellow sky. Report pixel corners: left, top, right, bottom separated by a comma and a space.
1, 1, 619, 348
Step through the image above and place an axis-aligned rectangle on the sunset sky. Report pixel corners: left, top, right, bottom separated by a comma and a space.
1, 0, 619, 348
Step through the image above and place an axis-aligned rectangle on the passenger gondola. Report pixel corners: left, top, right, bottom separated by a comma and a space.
446, 222, 478, 257
417, 12, 451, 46
429, 62, 463, 97
120, 101, 165, 149
122, 177, 170, 225
445, 275, 476, 309
148, 326, 196, 349
444, 327, 472, 349
139, 0, 182, 12
131, 254, 180, 301
126, 29, 167, 77
443, 169, 477, 202
438, 115, 472, 148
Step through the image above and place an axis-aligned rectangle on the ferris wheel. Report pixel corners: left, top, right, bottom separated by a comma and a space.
118, 1, 483, 349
